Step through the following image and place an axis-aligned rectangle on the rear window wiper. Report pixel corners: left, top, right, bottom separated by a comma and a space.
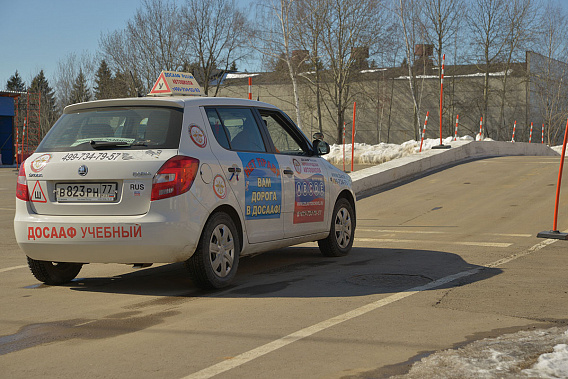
90, 140, 131, 150
89, 140, 149, 150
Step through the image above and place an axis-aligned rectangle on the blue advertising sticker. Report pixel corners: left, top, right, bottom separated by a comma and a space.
238, 152, 282, 220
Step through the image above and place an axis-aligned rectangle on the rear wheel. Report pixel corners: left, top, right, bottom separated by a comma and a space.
186, 212, 240, 289
27, 257, 82, 285
318, 198, 355, 257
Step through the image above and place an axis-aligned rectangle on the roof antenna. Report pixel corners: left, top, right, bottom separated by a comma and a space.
129, 70, 143, 97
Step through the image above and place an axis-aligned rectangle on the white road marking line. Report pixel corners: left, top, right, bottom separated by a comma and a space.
181, 238, 558, 379
74, 320, 97, 327
356, 238, 512, 248
0, 265, 27, 273
357, 228, 532, 238
0, 207, 15, 211
357, 228, 445, 234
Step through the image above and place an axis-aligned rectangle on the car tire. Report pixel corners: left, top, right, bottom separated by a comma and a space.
186, 212, 240, 289
318, 197, 355, 257
27, 257, 83, 285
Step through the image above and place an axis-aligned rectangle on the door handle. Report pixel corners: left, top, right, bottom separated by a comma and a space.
228, 167, 242, 173
283, 169, 294, 175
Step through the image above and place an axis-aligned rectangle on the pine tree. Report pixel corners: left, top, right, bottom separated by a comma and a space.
30, 70, 58, 136
69, 69, 92, 104
6, 70, 26, 91
94, 60, 114, 100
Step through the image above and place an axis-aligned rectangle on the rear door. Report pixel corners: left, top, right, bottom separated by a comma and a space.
204, 107, 284, 244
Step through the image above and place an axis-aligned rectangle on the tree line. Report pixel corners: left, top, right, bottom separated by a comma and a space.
5, 0, 568, 144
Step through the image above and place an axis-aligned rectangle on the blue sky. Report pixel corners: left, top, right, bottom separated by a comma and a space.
0, 0, 154, 87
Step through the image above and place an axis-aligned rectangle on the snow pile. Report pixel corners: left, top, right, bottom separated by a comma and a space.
393, 327, 568, 378
552, 145, 568, 156
325, 136, 474, 165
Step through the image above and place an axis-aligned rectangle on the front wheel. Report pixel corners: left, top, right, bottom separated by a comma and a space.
186, 212, 240, 289
318, 198, 355, 257
27, 257, 83, 285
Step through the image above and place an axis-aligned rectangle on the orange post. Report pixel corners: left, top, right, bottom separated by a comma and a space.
552, 119, 568, 231
342, 122, 346, 172
351, 102, 356, 172
439, 54, 445, 146
248, 77, 252, 100
454, 114, 459, 141
419, 111, 430, 152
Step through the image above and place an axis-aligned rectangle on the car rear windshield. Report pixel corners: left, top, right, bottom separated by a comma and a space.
35, 106, 184, 152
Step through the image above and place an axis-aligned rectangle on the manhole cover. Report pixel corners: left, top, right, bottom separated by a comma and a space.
346, 273, 432, 290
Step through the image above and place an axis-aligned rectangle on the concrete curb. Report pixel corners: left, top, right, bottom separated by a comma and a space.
349, 141, 558, 196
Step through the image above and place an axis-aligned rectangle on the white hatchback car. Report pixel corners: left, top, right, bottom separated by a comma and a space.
14, 94, 356, 289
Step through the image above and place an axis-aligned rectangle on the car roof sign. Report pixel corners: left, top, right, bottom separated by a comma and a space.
148, 71, 204, 97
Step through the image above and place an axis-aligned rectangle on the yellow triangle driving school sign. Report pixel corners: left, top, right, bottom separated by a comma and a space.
148, 71, 204, 97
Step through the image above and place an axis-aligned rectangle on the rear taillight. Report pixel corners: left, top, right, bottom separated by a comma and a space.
16, 163, 29, 201
151, 155, 200, 201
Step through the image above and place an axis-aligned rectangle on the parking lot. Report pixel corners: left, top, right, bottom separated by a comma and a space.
1, 156, 568, 378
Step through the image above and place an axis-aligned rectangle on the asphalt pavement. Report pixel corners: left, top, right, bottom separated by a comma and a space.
1, 157, 567, 378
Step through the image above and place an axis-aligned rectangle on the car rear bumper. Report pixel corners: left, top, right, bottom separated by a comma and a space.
14, 193, 209, 264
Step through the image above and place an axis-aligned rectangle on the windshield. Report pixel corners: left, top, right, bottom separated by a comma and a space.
36, 106, 183, 152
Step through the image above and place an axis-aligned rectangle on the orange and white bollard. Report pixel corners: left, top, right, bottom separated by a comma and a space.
248, 77, 252, 100
542, 124, 545, 144
419, 111, 429, 152
342, 122, 346, 172
529, 122, 533, 143
478, 117, 483, 141
512, 121, 517, 142
454, 114, 459, 141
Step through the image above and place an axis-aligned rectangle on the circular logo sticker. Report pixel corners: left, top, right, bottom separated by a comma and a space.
213, 174, 227, 199
30, 154, 52, 173
293, 159, 301, 174
189, 124, 207, 148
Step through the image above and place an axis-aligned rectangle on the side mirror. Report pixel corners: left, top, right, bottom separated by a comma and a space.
313, 139, 330, 155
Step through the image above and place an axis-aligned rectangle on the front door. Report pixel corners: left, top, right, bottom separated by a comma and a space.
257, 109, 329, 238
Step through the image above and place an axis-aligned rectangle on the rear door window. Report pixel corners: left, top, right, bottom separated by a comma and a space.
205, 107, 266, 152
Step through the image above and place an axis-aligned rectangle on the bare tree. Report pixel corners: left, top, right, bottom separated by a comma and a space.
422, 0, 463, 137
181, 0, 249, 96
100, 0, 189, 93
254, 0, 310, 130
466, 0, 508, 138
295, 0, 329, 133
395, 0, 426, 140
53, 51, 96, 109
317, 0, 387, 143
492, 0, 538, 140
532, 1, 568, 144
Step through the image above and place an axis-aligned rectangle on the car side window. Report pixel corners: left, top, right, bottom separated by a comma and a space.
206, 108, 230, 150
260, 110, 307, 155
206, 108, 266, 152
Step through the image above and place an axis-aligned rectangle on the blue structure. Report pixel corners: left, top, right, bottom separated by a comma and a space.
0, 93, 15, 165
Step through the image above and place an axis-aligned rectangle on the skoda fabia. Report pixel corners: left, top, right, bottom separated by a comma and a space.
14, 73, 356, 289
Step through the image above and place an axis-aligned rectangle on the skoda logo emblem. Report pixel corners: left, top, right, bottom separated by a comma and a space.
78, 165, 88, 176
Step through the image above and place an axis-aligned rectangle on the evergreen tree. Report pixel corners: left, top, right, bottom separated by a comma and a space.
94, 60, 114, 100
6, 70, 26, 91
30, 70, 58, 134
69, 69, 92, 104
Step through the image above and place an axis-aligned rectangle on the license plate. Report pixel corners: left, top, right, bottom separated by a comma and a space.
56, 183, 118, 202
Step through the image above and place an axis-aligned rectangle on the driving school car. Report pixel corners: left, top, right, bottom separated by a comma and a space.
14, 71, 356, 289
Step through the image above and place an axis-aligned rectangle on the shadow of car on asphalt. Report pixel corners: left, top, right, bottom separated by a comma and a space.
61, 245, 502, 299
